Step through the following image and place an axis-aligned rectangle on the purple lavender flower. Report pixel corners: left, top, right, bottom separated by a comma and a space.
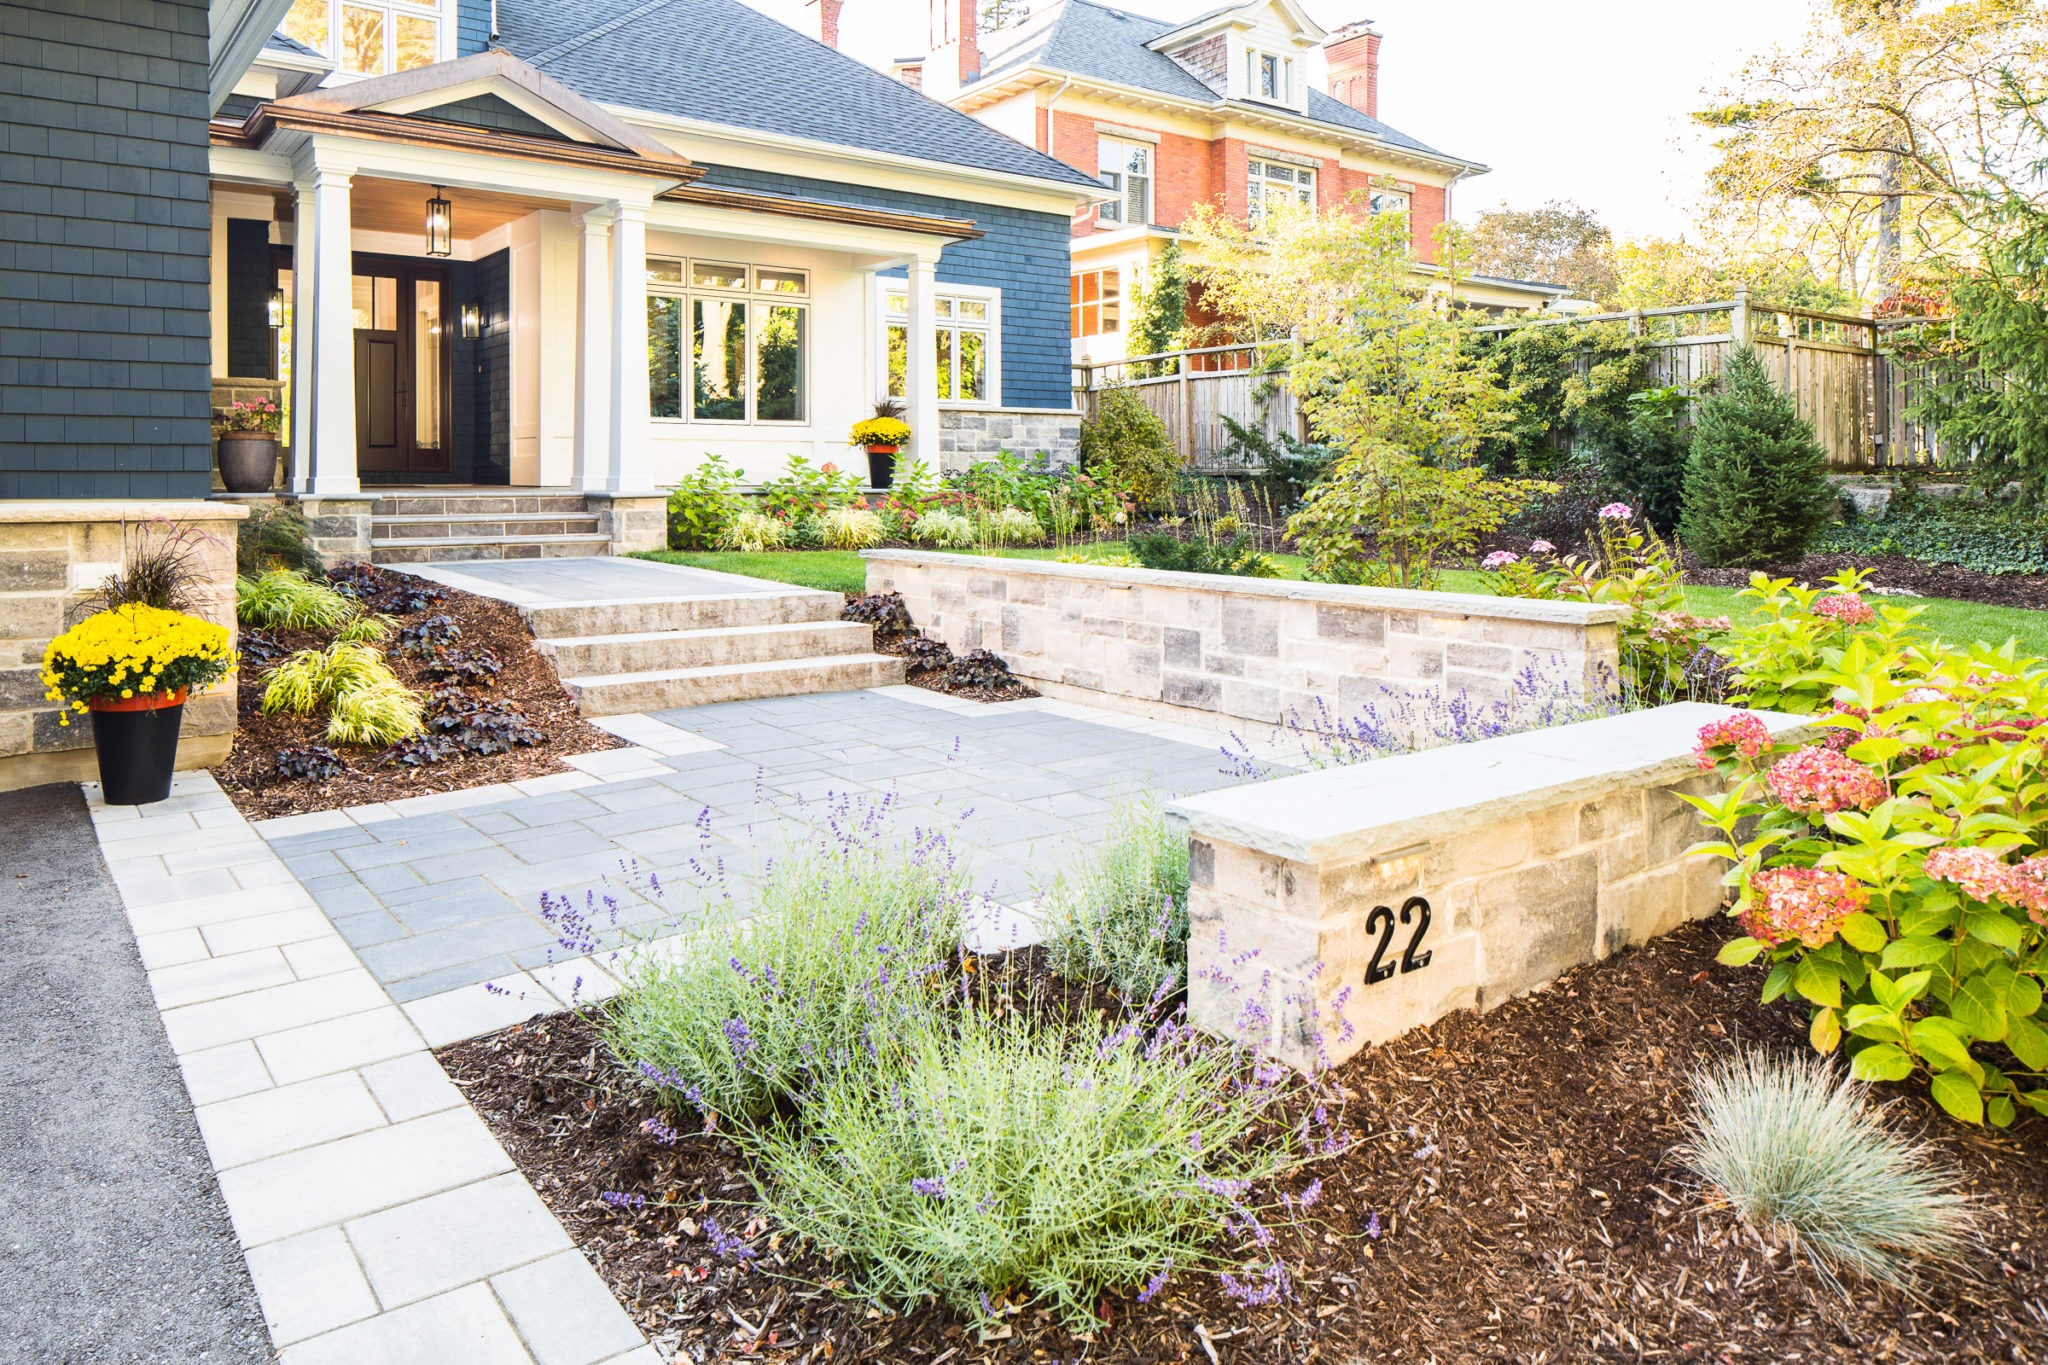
911, 1175, 946, 1199
1137, 1260, 1173, 1303
1299, 1178, 1322, 1209
600, 1190, 646, 1210
702, 1216, 758, 1260
722, 1017, 756, 1058
1366, 1211, 1382, 1238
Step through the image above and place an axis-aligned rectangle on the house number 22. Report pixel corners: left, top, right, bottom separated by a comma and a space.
1364, 896, 1432, 986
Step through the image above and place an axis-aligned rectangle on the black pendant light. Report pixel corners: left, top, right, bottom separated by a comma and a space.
425, 185, 453, 257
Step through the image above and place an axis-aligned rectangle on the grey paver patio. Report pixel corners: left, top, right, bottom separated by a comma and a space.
256, 687, 1259, 1003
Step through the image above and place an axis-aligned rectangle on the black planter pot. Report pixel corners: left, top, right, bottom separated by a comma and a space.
865, 445, 898, 490
216, 432, 279, 493
89, 696, 185, 805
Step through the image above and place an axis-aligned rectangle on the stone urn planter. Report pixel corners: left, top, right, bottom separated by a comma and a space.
216, 431, 279, 493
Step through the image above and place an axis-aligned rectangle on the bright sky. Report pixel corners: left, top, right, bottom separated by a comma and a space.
740, 0, 1821, 240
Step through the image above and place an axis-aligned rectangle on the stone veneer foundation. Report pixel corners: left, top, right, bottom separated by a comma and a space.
936, 408, 1082, 471
1170, 703, 1815, 1070
0, 500, 247, 793
862, 550, 1627, 728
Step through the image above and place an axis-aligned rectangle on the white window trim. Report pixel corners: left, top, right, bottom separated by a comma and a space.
648, 255, 812, 427
1247, 156, 1317, 222
285, 0, 457, 77
875, 277, 1002, 410
1095, 133, 1153, 228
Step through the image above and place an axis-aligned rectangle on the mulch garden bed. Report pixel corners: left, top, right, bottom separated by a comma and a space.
214, 567, 624, 822
846, 592, 1040, 704
439, 919, 2048, 1363
1684, 551, 2048, 612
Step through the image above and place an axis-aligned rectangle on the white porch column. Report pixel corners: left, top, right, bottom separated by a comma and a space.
604, 199, 651, 492
306, 163, 358, 496
573, 206, 613, 493
906, 254, 942, 472
288, 181, 318, 492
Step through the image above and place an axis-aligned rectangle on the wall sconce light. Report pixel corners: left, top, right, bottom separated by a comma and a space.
266, 288, 285, 329
460, 298, 483, 339
425, 185, 452, 257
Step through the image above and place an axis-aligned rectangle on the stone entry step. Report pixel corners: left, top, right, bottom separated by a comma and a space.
561, 653, 906, 715
376, 512, 604, 539
536, 619, 878, 675
369, 493, 590, 516
521, 587, 845, 640
371, 533, 614, 564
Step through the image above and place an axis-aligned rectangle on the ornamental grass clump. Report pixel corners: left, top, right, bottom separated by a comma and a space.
603, 807, 970, 1120
236, 568, 358, 630
261, 641, 422, 746
749, 995, 1318, 1331
1680, 1051, 1973, 1292
1043, 799, 1191, 998
911, 507, 976, 548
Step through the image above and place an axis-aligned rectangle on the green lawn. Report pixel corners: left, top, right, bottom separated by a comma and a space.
638, 547, 2048, 658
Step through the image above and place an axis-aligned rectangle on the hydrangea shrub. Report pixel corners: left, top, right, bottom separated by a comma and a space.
1689, 569, 2048, 1126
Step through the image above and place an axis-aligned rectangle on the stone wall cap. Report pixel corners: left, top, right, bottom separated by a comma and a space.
1169, 702, 1817, 864
0, 500, 250, 524
861, 549, 1631, 626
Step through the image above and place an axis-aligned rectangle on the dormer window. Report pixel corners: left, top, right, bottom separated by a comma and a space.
1247, 48, 1296, 105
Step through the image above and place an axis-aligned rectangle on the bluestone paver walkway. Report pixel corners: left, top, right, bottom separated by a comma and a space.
256, 687, 1254, 1009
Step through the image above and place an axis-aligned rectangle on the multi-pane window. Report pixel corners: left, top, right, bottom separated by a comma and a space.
1369, 188, 1412, 216
1096, 137, 1152, 227
1069, 270, 1120, 338
646, 259, 809, 424
280, 0, 440, 76
1248, 158, 1316, 224
885, 289, 996, 405
1248, 49, 1295, 104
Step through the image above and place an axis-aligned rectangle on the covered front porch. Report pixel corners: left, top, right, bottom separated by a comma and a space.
206, 50, 976, 529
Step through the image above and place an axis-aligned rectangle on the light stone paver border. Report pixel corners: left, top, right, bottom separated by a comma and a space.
87, 770, 658, 1365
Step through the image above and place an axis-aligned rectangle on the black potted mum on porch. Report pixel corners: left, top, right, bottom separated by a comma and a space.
40, 603, 235, 805
849, 400, 912, 491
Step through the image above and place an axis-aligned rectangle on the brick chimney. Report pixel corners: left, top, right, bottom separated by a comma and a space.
1325, 20, 1380, 119
803, 0, 843, 48
924, 0, 981, 97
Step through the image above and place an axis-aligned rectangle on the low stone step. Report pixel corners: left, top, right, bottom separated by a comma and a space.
524, 589, 845, 639
371, 533, 613, 564
537, 619, 876, 675
374, 513, 604, 540
561, 653, 907, 715
370, 493, 590, 517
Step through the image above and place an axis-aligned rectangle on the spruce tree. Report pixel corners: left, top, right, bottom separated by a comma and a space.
1679, 346, 1837, 566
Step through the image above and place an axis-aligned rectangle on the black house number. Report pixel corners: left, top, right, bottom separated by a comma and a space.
1364, 896, 1433, 986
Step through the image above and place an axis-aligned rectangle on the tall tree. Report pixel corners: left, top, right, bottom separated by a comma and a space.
1464, 200, 1619, 305
1694, 0, 2048, 300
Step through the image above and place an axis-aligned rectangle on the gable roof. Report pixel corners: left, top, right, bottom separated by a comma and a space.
491, 0, 1102, 193
978, 0, 1471, 166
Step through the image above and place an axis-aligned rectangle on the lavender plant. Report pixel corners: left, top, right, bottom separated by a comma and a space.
602, 800, 971, 1120
1042, 799, 1192, 999
1224, 655, 1626, 780
747, 991, 1320, 1332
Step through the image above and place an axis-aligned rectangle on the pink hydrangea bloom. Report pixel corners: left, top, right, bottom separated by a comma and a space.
1694, 712, 1774, 770
1813, 593, 1876, 626
2005, 857, 2048, 925
1764, 745, 1889, 818
1481, 550, 1520, 570
1901, 686, 1946, 703
1745, 866, 1869, 948
1528, 539, 1556, 554
1924, 846, 2014, 903
1597, 502, 1633, 520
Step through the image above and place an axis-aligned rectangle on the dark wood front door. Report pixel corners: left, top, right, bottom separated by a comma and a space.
353, 263, 450, 476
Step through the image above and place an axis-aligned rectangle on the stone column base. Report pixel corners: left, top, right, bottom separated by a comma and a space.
583, 492, 668, 555
297, 495, 377, 566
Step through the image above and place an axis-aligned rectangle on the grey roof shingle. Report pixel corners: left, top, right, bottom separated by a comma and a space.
979, 0, 1467, 164
492, 0, 1102, 191
264, 28, 324, 59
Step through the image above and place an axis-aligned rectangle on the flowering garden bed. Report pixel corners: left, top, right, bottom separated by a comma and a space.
442, 919, 2048, 1363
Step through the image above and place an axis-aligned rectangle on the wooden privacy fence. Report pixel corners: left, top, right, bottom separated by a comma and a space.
1075, 288, 1964, 472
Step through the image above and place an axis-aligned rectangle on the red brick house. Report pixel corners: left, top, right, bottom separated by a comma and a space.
900, 0, 1573, 362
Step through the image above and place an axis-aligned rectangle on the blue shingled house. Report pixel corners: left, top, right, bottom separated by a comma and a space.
4, 0, 1102, 531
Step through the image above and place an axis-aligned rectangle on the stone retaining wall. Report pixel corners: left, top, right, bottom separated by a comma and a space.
937, 408, 1082, 471
862, 550, 1627, 729
1169, 703, 1814, 1070
0, 500, 247, 793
